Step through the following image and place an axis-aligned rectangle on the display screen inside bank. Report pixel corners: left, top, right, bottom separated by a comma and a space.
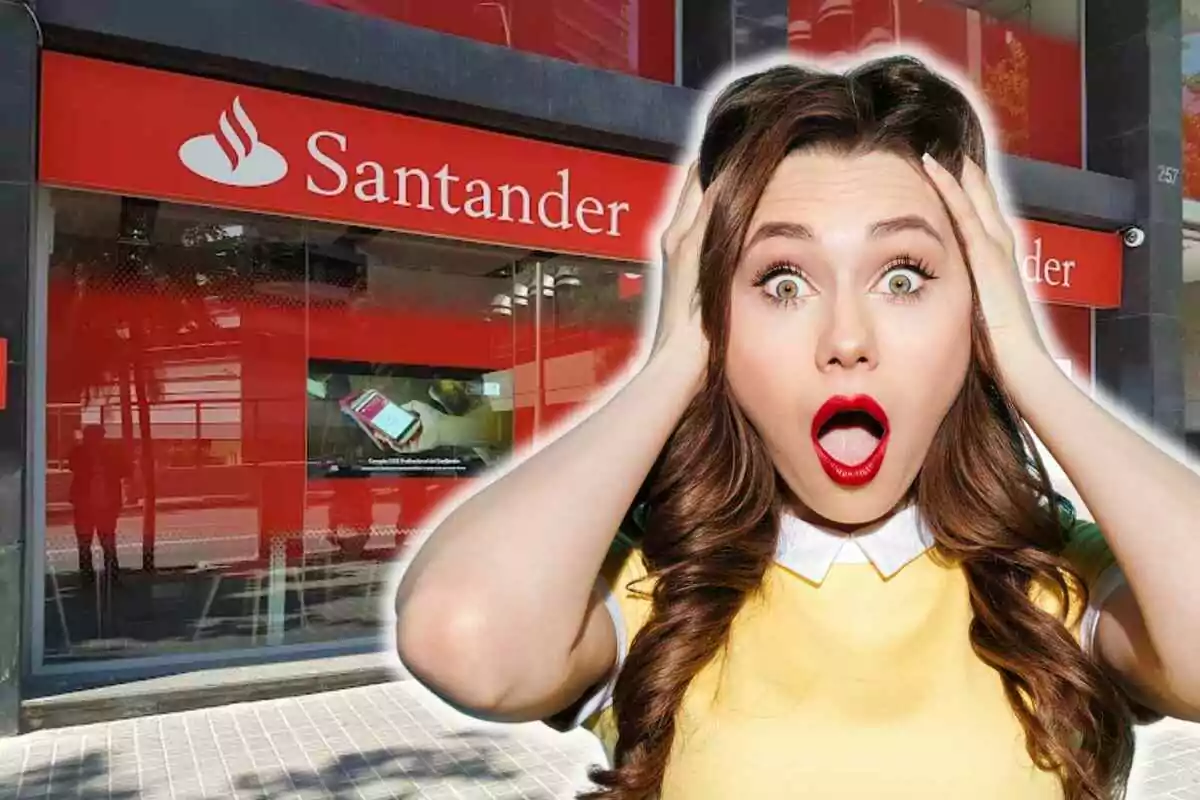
307, 359, 513, 478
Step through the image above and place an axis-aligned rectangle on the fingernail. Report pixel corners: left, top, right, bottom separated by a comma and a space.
921, 151, 936, 166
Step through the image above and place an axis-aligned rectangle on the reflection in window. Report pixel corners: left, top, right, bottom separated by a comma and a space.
41, 190, 650, 669
305, 0, 677, 83
780, 0, 1082, 166
1184, 2, 1200, 199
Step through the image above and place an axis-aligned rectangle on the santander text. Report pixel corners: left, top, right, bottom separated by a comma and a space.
306, 131, 630, 238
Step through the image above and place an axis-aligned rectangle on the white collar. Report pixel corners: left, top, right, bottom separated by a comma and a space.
774, 504, 936, 585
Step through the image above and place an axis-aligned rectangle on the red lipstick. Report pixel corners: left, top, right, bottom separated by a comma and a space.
810, 395, 890, 487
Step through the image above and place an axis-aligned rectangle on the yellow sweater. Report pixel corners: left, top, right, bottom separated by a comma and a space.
579, 521, 1119, 799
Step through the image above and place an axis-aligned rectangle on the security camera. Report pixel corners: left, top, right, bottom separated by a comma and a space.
1121, 226, 1146, 248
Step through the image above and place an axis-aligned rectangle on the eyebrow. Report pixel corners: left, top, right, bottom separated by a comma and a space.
746, 214, 944, 249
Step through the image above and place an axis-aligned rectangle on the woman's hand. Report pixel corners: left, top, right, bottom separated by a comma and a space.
925, 154, 1200, 720
650, 162, 715, 377
393, 161, 726, 723
920, 153, 1048, 380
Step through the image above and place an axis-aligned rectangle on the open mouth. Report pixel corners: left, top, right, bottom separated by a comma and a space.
811, 395, 890, 486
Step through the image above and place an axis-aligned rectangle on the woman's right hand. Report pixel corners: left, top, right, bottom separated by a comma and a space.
395, 158, 721, 726
650, 162, 714, 373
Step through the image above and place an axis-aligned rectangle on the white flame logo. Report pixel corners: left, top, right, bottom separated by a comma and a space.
179, 97, 288, 187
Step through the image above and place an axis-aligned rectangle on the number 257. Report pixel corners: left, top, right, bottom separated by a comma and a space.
1158, 165, 1180, 185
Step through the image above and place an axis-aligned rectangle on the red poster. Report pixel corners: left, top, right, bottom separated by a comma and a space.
787, 0, 1082, 167
304, 1, 676, 83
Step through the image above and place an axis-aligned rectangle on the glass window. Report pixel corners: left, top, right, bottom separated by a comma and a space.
735, 0, 791, 60
40, 189, 648, 665
779, 0, 1082, 166
304, 0, 677, 83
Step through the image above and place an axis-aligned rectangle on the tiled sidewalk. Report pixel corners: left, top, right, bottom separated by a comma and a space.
0, 680, 1197, 799
1129, 717, 1200, 800
0, 682, 604, 800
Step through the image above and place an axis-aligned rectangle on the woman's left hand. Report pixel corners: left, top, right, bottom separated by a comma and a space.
920, 153, 1048, 379
923, 155, 1200, 722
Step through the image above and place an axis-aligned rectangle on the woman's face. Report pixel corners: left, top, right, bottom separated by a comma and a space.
726, 148, 974, 527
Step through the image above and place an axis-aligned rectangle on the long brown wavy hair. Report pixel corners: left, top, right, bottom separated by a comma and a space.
584, 56, 1135, 800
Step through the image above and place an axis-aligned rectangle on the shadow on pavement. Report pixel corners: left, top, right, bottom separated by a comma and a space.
230, 732, 559, 799
0, 750, 140, 800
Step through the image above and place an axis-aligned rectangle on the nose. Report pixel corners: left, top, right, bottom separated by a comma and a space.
814, 292, 878, 371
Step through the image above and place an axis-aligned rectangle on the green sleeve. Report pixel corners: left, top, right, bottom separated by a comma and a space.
1059, 515, 1168, 724
1060, 516, 1119, 588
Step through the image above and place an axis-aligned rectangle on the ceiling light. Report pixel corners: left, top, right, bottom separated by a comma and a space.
489, 294, 513, 316
555, 268, 581, 289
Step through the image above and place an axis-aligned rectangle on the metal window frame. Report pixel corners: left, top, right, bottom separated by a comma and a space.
24, 188, 52, 679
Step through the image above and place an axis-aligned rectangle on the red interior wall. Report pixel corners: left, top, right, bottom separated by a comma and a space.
47, 281, 641, 543
1040, 304, 1092, 386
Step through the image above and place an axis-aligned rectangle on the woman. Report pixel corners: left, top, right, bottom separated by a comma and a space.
394, 54, 1200, 799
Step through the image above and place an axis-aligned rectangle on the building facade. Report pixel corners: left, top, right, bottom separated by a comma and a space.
0, 0, 1184, 736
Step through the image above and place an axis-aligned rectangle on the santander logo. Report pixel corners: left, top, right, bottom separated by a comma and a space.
175, 94, 633, 240
179, 97, 288, 187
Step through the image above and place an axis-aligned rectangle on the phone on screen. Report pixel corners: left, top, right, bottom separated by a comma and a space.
340, 389, 421, 451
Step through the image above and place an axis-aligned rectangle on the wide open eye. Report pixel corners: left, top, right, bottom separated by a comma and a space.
878, 268, 924, 296
765, 273, 809, 300
873, 257, 936, 299
755, 265, 814, 305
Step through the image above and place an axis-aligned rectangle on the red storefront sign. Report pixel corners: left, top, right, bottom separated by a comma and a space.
39, 52, 673, 262
1016, 220, 1123, 309
40, 51, 1122, 311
